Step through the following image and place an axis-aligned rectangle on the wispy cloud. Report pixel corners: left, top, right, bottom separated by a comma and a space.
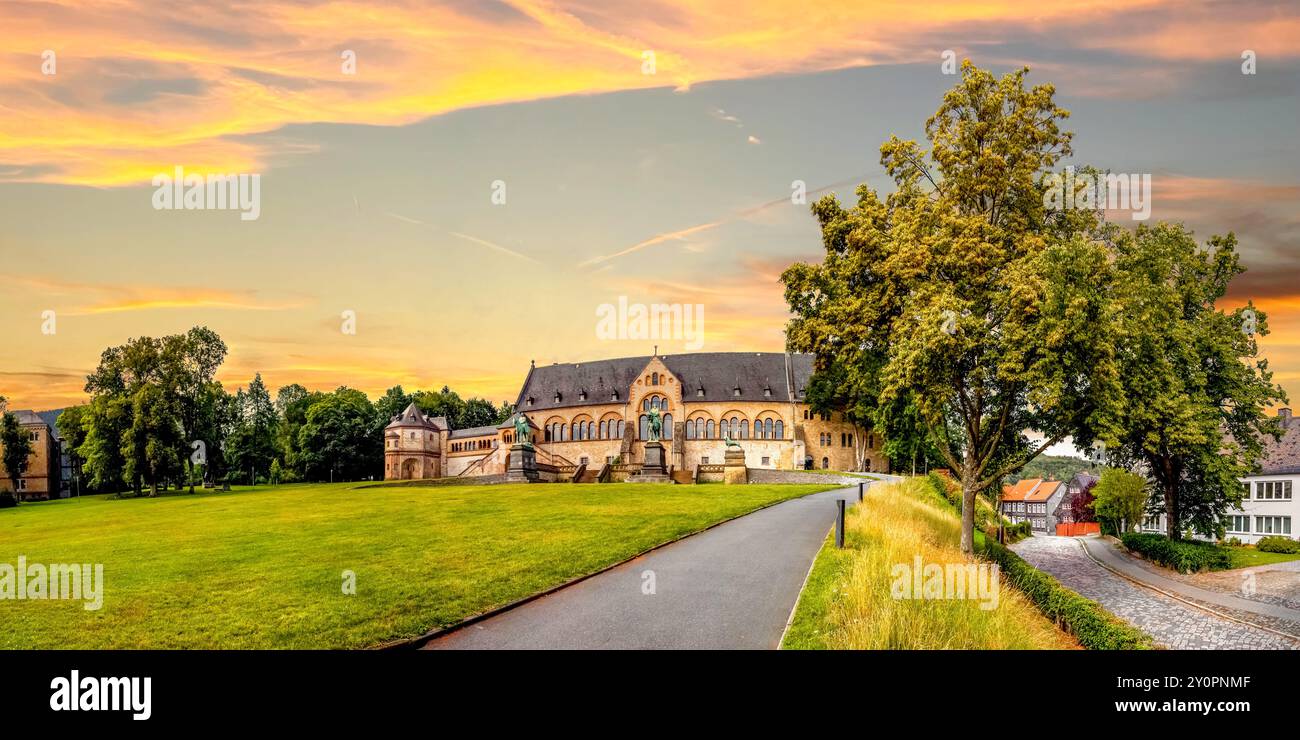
5, 1, 1296, 185
579, 175, 866, 267
1, 274, 307, 315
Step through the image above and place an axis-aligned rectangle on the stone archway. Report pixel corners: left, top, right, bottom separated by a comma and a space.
402, 458, 420, 480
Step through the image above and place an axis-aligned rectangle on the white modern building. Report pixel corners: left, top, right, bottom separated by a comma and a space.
1141, 407, 1297, 544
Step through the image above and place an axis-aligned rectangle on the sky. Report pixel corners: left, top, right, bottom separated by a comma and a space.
1, 0, 1298, 416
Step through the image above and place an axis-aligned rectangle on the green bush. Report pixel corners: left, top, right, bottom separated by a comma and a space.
978, 539, 1152, 650
1120, 532, 1231, 573
926, 472, 960, 508
1256, 536, 1300, 554
1004, 521, 1033, 544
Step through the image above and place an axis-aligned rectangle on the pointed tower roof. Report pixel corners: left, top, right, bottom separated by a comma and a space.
385, 402, 442, 430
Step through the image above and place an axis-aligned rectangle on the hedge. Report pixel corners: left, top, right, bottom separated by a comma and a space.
1257, 536, 1300, 554
978, 539, 1153, 650
1120, 532, 1231, 573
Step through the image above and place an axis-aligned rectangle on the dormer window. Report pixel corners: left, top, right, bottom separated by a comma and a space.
611, 390, 619, 401
763, 386, 773, 397
578, 390, 587, 402
554, 392, 562, 403
526, 397, 534, 407
733, 386, 742, 397
696, 386, 705, 398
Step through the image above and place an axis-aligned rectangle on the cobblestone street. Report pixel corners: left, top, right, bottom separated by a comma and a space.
1011, 536, 1299, 650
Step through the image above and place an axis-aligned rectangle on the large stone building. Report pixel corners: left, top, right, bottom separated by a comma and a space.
384, 352, 887, 482
0, 409, 63, 500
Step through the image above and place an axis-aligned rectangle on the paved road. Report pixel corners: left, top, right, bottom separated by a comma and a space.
425, 482, 883, 649
1012, 536, 1299, 650
1079, 536, 1300, 625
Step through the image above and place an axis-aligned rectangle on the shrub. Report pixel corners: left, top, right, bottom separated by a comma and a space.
1004, 521, 1033, 544
1120, 532, 1231, 573
1256, 536, 1300, 554
978, 539, 1152, 650
926, 472, 960, 508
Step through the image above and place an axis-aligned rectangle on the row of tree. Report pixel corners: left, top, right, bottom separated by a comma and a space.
783, 62, 1286, 551
47, 328, 512, 497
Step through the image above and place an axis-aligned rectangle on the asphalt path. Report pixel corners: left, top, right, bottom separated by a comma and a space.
425, 480, 891, 649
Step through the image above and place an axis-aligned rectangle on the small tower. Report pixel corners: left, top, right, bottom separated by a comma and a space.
383, 402, 443, 480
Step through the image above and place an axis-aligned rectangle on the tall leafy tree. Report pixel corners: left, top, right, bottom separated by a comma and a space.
277, 384, 324, 481
0, 397, 34, 506
79, 394, 131, 492
159, 327, 228, 492
1108, 225, 1286, 539
225, 374, 280, 483
1092, 468, 1149, 534
123, 383, 183, 496
55, 404, 89, 494
782, 62, 1122, 553
298, 387, 378, 481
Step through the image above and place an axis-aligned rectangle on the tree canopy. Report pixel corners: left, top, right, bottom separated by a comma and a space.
783, 62, 1120, 552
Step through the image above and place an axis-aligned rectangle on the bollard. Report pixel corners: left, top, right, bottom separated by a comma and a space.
835, 499, 846, 549
858, 481, 864, 502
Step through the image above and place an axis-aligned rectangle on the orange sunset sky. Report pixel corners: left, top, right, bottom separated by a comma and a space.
1, 0, 1298, 411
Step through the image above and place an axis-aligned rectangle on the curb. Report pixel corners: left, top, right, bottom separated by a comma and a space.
1075, 537, 1300, 646
377, 484, 854, 651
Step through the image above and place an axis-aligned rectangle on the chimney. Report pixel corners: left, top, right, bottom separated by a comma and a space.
1280, 407, 1293, 429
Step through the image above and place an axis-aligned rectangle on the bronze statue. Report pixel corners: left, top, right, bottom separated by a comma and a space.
723, 431, 741, 449
647, 406, 662, 442
513, 412, 532, 447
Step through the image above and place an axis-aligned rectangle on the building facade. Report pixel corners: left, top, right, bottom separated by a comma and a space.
384, 352, 888, 481
0, 409, 63, 500
1000, 478, 1067, 535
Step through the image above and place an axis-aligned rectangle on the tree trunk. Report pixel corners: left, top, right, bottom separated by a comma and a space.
1164, 478, 1179, 540
960, 461, 977, 555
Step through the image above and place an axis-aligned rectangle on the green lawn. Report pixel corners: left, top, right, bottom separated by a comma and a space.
0, 481, 834, 649
1226, 547, 1300, 569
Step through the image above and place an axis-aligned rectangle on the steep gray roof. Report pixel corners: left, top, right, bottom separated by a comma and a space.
384, 402, 446, 431
514, 352, 813, 412
1259, 414, 1300, 475
6, 409, 48, 427
449, 425, 498, 439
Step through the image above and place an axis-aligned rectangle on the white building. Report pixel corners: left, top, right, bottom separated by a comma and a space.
1141, 407, 1297, 544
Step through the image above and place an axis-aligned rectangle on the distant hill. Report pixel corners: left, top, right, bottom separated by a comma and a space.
1005, 454, 1099, 484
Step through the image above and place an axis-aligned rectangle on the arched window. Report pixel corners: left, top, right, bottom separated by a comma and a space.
685, 421, 695, 439
821, 457, 829, 470
652, 372, 659, 385
664, 414, 673, 439
639, 414, 648, 440
706, 419, 715, 439
617, 420, 626, 438
774, 420, 784, 439
765, 418, 774, 439
740, 420, 749, 439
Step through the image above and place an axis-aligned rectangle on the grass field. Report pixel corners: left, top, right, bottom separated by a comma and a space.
782, 478, 1078, 650
0, 481, 834, 649
1225, 547, 1300, 569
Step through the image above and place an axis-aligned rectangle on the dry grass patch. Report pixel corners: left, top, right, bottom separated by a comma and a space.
783, 478, 1077, 649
